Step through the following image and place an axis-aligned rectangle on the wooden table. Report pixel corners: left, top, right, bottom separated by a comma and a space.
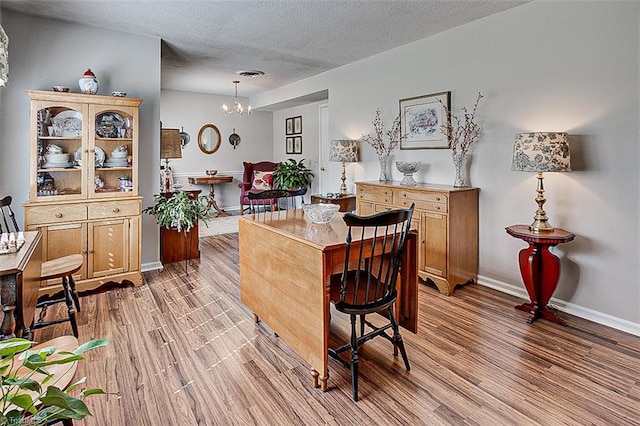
188, 175, 234, 217
239, 210, 417, 392
0, 231, 42, 338
310, 193, 356, 212
506, 225, 575, 326
160, 190, 201, 264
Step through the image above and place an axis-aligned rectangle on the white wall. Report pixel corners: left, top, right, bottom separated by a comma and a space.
0, 10, 162, 267
256, 1, 640, 332
160, 89, 273, 211
272, 101, 325, 197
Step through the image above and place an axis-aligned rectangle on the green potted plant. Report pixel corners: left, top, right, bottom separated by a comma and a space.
143, 191, 213, 272
1, 337, 111, 425
272, 159, 314, 190
143, 191, 213, 233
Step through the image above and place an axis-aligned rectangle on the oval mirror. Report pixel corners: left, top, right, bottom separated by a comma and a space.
197, 124, 221, 154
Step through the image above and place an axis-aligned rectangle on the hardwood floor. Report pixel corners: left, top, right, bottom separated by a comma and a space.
34, 234, 640, 425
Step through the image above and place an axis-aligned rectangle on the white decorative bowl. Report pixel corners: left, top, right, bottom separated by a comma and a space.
111, 91, 127, 97
303, 203, 340, 224
396, 161, 421, 186
206, 169, 218, 176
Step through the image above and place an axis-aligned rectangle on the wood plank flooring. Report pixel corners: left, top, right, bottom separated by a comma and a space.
34, 234, 640, 425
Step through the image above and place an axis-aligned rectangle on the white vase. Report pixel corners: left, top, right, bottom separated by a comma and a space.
452, 153, 471, 187
78, 68, 99, 95
378, 154, 390, 182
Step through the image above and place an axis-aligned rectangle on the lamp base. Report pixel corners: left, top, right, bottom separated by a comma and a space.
529, 171, 554, 233
339, 162, 349, 196
529, 219, 554, 233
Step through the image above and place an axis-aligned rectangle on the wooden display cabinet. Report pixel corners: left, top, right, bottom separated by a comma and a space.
24, 90, 143, 297
355, 181, 479, 295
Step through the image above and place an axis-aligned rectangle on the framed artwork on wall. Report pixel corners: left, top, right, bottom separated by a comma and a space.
293, 136, 302, 154
293, 116, 302, 134
285, 117, 294, 135
399, 91, 451, 149
286, 137, 295, 154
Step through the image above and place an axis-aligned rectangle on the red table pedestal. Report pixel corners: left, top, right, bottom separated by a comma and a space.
506, 225, 575, 326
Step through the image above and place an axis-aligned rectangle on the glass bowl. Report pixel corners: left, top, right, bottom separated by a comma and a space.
396, 161, 421, 186
206, 169, 218, 176
303, 203, 340, 224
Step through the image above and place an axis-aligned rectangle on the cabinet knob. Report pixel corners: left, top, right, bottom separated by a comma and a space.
113, 208, 120, 213
55, 212, 63, 218
82, 249, 87, 254
89, 249, 94, 254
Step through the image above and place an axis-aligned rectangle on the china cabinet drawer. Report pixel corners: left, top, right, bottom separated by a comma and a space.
25, 204, 87, 224
89, 200, 140, 219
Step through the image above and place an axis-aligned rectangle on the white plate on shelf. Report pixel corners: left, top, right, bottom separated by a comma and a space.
52, 111, 82, 137
74, 146, 105, 166
41, 161, 74, 169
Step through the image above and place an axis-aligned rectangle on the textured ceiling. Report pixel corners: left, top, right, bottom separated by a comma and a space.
2, 1, 527, 97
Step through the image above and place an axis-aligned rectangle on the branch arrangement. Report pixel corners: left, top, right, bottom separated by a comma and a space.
361, 109, 405, 157
440, 92, 484, 156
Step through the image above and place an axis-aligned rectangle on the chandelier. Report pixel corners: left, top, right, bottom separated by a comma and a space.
222, 80, 251, 116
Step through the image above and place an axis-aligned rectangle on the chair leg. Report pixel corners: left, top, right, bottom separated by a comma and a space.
349, 314, 359, 401
388, 308, 410, 371
68, 275, 81, 313
359, 314, 365, 337
62, 276, 79, 338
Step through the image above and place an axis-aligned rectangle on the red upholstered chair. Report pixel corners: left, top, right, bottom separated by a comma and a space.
238, 161, 279, 214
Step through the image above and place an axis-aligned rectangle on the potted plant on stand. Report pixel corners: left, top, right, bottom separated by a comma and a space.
143, 191, 213, 273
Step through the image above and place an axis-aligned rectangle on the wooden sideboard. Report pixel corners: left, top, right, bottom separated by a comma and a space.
355, 181, 478, 295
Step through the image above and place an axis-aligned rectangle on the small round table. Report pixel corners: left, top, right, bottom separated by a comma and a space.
506, 225, 575, 326
188, 175, 233, 217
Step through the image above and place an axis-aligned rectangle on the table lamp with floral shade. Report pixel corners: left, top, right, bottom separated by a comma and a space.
511, 132, 571, 232
329, 139, 359, 195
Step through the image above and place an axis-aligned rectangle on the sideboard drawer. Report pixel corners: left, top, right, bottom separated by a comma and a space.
25, 204, 87, 225
357, 184, 393, 204
88, 200, 140, 219
397, 190, 448, 213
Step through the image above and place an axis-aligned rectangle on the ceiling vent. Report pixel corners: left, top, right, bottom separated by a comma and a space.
236, 70, 265, 78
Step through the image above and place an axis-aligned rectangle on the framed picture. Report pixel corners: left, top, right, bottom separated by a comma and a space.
285, 117, 294, 135
293, 116, 302, 134
286, 137, 295, 154
399, 91, 451, 149
293, 136, 302, 154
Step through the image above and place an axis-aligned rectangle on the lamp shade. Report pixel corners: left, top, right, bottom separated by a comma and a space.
161, 128, 182, 160
329, 139, 358, 163
512, 132, 571, 172
0, 25, 8, 87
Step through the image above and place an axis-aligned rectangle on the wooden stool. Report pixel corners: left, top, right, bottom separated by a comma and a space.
33, 254, 83, 338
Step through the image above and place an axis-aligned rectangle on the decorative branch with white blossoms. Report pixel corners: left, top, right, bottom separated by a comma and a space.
361, 109, 405, 157
440, 92, 484, 156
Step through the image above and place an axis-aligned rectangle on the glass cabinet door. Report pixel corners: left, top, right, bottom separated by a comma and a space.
88, 104, 138, 198
31, 101, 88, 201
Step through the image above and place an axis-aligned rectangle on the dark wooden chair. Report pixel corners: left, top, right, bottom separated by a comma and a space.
247, 188, 306, 213
328, 203, 414, 401
0, 196, 81, 338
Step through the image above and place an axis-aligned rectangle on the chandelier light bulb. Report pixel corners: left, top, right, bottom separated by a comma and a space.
222, 80, 251, 117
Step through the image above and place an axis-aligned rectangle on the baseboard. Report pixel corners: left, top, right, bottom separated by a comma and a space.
478, 275, 640, 337
142, 261, 163, 272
